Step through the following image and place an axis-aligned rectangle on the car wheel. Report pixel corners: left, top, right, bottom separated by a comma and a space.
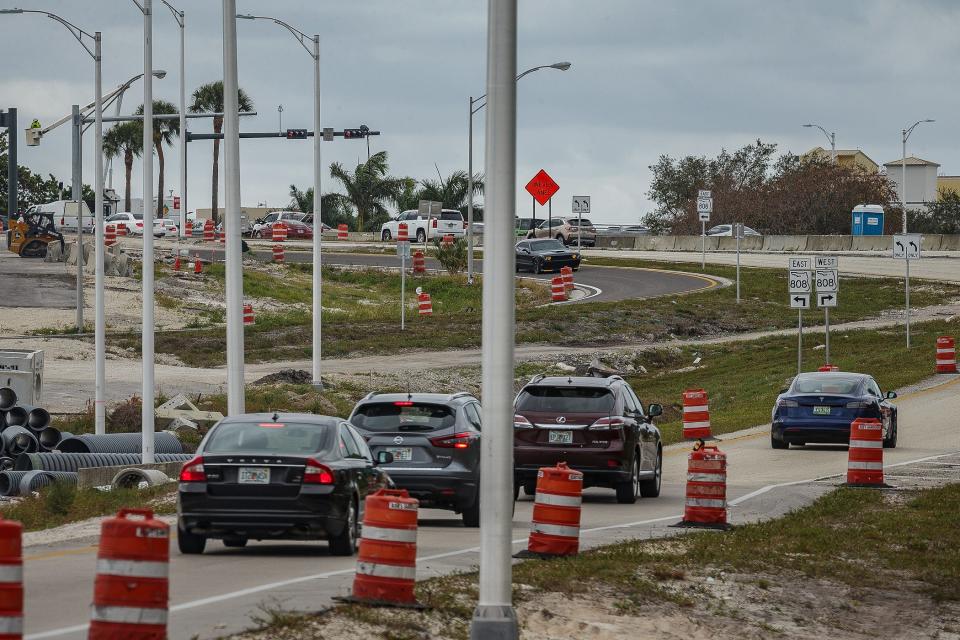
883, 415, 898, 449
461, 497, 480, 528
615, 455, 640, 504
223, 537, 247, 548
771, 432, 789, 449
381, 229, 391, 241
556, 234, 565, 244
416, 229, 426, 243
533, 259, 542, 274
513, 482, 520, 502
329, 497, 358, 556
638, 447, 662, 498
177, 525, 206, 555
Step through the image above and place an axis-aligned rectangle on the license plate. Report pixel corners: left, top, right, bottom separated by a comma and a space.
548, 430, 573, 444
386, 447, 412, 462
812, 406, 831, 415
238, 467, 270, 484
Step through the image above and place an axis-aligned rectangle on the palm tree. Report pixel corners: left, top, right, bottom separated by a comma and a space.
288, 184, 357, 229
102, 121, 143, 212
329, 151, 405, 231
391, 177, 421, 213
136, 100, 179, 218
190, 81, 254, 225
417, 169, 484, 213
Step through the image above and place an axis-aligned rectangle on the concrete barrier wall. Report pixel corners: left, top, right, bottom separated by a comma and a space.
587, 233, 958, 252
940, 235, 960, 251
922, 235, 943, 251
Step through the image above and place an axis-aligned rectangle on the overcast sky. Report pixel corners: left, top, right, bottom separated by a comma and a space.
1, 0, 956, 224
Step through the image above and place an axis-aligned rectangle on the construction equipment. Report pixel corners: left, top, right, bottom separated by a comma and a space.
7, 211, 64, 258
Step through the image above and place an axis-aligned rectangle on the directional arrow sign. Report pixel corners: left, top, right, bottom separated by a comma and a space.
788, 270, 811, 293
790, 293, 810, 309
893, 234, 922, 260
817, 293, 837, 308
815, 269, 838, 293
572, 195, 591, 214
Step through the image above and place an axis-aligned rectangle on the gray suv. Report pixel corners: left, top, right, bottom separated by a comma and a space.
348, 392, 482, 527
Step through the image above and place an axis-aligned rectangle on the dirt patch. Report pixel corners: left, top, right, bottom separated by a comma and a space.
253, 369, 313, 385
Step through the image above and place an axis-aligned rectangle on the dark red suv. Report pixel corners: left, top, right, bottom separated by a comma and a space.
513, 375, 663, 504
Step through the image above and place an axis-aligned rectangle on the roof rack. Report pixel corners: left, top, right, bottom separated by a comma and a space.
606, 375, 624, 383
361, 391, 379, 401
528, 374, 547, 385
448, 391, 473, 401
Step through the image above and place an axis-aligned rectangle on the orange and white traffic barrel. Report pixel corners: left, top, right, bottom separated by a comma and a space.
242, 303, 254, 326
418, 291, 433, 316
441, 234, 454, 246
560, 265, 574, 293
272, 222, 287, 243
0, 517, 22, 639
193, 259, 203, 275
519, 462, 583, 558
397, 222, 408, 242
412, 250, 425, 274
218, 229, 225, 245
350, 489, 420, 606
202, 219, 215, 242
846, 418, 885, 486
682, 389, 711, 440
184, 220, 193, 238
678, 442, 728, 528
88, 508, 169, 640
116, 224, 128, 238
172, 255, 181, 272
272, 244, 285, 263
551, 276, 566, 302
337, 223, 348, 240
818, 364, 840, 372
104, 224, 117, 248
936, 336, 957, 373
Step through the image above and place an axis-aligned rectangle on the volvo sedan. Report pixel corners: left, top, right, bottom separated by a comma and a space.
177, 413, 392, 555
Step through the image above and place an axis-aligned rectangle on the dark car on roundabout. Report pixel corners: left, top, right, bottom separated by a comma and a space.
177, 413, 393, 555
515, 238, 582, 274
770, 371, 898, 449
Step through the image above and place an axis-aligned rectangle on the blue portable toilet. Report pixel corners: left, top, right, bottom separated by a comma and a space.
851, 204, 884, 236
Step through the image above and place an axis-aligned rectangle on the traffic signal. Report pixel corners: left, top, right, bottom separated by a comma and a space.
285, 128, 308, 140
343, 128, 366, 139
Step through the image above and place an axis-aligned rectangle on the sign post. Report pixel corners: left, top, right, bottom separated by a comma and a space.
572, 195, 590, 248
893, 233, 921, 348
397, 239, 410, 330
417, 199, 442, 252
788, 257, 813, 374
525, 169, 559, 240
697, 190, 712, 269
733, 222, 744, 303
815, 256, 839, 364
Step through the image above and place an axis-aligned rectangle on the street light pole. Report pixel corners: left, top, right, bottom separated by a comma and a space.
161, 1, 186, 238
801, 123, 836, 162
901, 119, 935, 234
470, 0, 518, 637
237, 13, 323, 389
466, 61, 571, 285
138, 0, 156, 461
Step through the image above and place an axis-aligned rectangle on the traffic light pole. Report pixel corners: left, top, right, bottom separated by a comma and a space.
1, 109, 16, 221
185, 129, 379, 141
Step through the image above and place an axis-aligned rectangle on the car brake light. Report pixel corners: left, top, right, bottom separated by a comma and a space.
393, 401, 414, 406
589, 417, 625, 431
513, 414, 533, 429
303, 458, 335, 484
432, 218, 438, 228
257, 422, 286, 428
777, 399, 798, 408
136, 222, 143, 227
846, 401, 871, 409
430, 432, 476, 449
179, 456, 206, 482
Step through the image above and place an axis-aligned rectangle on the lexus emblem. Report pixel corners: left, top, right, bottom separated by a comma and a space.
556, 416, 566, 424
393, 436, 404, 445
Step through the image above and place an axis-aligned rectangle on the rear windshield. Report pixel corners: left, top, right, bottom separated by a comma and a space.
569, 218, 593, 226
204, 421, 336, 454
351, 403, 456, 432
791, 375, 862, 395
517, 219, 536, 230
133, 214, 144, 220
530, 240, 566, 251
516, 387, 615, 413
440, 212, 463, 221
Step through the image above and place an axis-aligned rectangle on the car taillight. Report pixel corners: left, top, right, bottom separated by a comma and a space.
846, 401, 871, 409
777, 399, 798, 408
462, 221, 467, 229
179, 456, 206, 482
430, 432, 476, 449
513, 414, 533, 429
589, 417, 625, 431
303, 458, 335, 484
136, 222, 143, 227
432, 218, 438, 228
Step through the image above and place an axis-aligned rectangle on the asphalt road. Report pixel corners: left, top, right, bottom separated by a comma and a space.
20, 374, 960, 639
0, 252, 75, 309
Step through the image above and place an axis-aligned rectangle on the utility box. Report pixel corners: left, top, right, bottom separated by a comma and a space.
852, 204, 884, 236
0, 349, 44, 406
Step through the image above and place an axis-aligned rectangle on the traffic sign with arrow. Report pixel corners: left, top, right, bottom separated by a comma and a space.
893, 234, 921, 260
818, 293, 837, 308
790, 294, 810, 309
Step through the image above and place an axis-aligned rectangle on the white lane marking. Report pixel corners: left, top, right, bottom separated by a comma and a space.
26, 449, 960, 639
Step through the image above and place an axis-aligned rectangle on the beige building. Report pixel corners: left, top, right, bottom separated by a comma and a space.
883, 157, 940, 211
936, 176, 960, 198
801, 147, 879, 173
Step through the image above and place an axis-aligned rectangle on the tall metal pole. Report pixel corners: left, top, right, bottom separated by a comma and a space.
830, 132, 836, 163
223, 0, 245, 415
701, 220, 705, 269
901, 130, 907, 234
72, 105, 83, 331
470, 0, 518, 637
6, 109, 15, 222
93, 33, 106, 434
735, 224, 741, 304
467, 96, 475, 284
797, 309, 803, 375
905, 256, 911, 349
824, 307, 830, 365
311, 34, 323, 389
177, 10, 186, 238
141, 0, 156, 462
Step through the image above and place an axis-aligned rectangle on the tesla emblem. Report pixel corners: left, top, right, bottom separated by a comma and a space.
393, 436, 404, 445
556, 416, 566, 424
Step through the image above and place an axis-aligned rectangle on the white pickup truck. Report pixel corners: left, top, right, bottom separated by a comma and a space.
380, 209, 466, 242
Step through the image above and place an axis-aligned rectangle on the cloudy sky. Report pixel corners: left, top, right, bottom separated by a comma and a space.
0, 0, 956, 224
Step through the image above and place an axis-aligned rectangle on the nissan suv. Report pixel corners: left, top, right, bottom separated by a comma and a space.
526, 217, 597, 246
513, 375, 662, 504
348, 391, 482, 526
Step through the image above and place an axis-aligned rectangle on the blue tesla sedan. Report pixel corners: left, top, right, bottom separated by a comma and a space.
770, 372, 898, 449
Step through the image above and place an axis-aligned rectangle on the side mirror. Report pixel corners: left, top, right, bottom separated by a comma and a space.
779, 388, 789, 395
647, 403, 663, 417
375, 451, 394, 465
886, 391, 897, 399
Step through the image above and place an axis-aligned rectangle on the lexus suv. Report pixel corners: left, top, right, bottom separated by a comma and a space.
348, 391, 482, 526
513, 375, 663, 504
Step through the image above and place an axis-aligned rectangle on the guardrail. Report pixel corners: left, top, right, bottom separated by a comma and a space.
593, 234, 960, 252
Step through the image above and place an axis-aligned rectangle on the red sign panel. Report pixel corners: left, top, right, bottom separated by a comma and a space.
525, 169, 559, 206
173, 196, 181, 210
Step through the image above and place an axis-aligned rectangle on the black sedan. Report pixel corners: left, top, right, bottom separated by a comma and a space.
771, 372, 898, 449
177, 413, 392, 555
516, 239, 581, 273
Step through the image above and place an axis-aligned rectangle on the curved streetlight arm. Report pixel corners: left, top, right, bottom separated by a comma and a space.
802, 123, 831, 146
0, 8, 95, 58
159, 0, 183, 26
237, 14, 315, 58
904, 119, 934, 142
472, 62, 572, 112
